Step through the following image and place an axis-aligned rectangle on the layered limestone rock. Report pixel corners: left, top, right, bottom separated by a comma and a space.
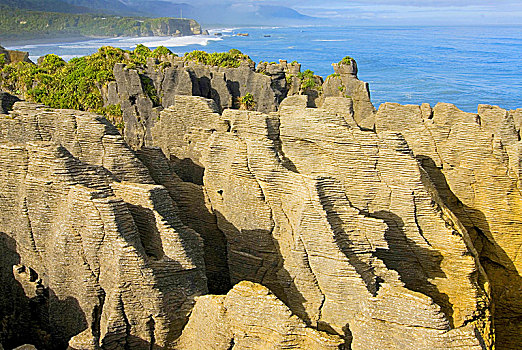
106, 57, 289, 149
146, 95, 491, 348
0, 102, 207, 349
103, 56, 373, 151
143, 96, 232, 293
135, 146, 231, 294
175, 281, 343, 350
323, 59, 375, 124
1, 86, 519, 349
374, 102, 522, 349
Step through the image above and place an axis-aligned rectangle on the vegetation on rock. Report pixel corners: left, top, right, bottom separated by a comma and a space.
239, 92, 256, 110
139, 74, 160, 106
0, 45, 169, 118
0, 5, 200, 40
339, 56, 354, 65
184, 49, 253, 68
298, 69, 319, 90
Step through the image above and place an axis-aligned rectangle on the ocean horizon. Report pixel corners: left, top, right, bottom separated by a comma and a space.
6, 24, 522, 113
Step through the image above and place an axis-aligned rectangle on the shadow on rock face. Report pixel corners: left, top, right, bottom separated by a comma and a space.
0, 92, 20, 114
370, 210, 454, 327
169, 156, 205, 186
420, 156, 522, 349
135, 148, 232, 295
0, 232, 86, 350
226, 80, 240, 107
316, 181, 384, 297
212, 211, 316, 329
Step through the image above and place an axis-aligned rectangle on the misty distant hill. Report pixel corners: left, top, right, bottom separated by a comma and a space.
0, 0, 91, 13
62, 0, 141, 16
125, 1, 319, 25
0, 0, 319, 26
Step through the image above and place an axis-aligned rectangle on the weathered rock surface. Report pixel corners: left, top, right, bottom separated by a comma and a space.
1, 64, 520, 349
375, 102, 522, 350
12, 345, 37, 350
103, 56, 373, 151
0, 46, 32, 64
189, 101, 489, 348
175, 281, 343, 350
137, 94, 492, 347
0, 102, 207, 349
324, 60, 375, 124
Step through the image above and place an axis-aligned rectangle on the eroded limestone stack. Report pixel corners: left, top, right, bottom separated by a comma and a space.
0, 102, 207, 349
324, 60, 375, 124
374, 102, 522, 350
0, 45, 32, 64
146, 94, 492, 348
1, 88, 520, 349
106, 58, 290, 149
103, 56, 373, 152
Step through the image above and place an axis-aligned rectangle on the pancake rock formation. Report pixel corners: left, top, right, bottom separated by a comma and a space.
0, 54, 520, 350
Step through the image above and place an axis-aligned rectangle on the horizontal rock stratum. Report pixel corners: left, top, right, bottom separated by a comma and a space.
0, 54, 520, 350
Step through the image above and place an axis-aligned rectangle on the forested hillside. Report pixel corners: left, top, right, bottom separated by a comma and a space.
0, 6, 202, 41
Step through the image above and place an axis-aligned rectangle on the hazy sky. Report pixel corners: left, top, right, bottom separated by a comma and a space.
191, 0, 522, 25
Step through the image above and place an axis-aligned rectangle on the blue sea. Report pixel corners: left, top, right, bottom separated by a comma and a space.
7, 25, 522, 112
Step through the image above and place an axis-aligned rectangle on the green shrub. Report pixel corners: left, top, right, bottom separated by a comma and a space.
184, 49, 252, 68
0, 54, 6, 68
228, 48, 242, 56
285, 74, 294, 85
339, 56, 354, 65
133, 44, 152, 64
159, 61, 172, 69
115, 121, 125, 131
301, 78, 317, 89
0, 46, 130, 114
297, 69, 318, 90
152, 46, 174, 58
139, 74, 160, 106
103, 104, 123, 118
39, 54, 66, 70
297, 69, 314, 80
240, 92, 255, 110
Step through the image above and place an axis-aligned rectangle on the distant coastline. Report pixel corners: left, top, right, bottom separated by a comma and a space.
0, 5, 204, 45
2, 35, 96, 47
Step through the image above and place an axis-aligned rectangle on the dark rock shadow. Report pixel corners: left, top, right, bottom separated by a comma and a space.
0, 232, 87, 350
168, 156, 204, 186
126, 204, 166, 260
136, 147, 232, 294
315, 180, 383, 297
196, 76, 211, 98
303, 88, 320, 108
0, 92, 20, 114
370, 209, 454, 327
226, 81, 240, 108
420, 156, 522, 349
212, 211, 315, 328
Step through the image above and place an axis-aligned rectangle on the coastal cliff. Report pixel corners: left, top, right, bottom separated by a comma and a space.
0, 50, 520, 349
